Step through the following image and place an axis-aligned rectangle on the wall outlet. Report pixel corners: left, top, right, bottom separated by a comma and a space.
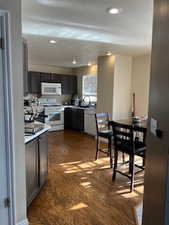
150, 117, 157, 136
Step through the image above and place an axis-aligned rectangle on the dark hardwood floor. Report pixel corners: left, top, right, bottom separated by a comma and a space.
28, 130, 144, 225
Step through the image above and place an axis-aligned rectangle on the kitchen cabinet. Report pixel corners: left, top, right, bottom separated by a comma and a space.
84, 109, 96, 136
51, 73, 62, 83
64, 107, 84, 131
23, 39, 29, 96
64, 107, 73, 129
25, 131, 48, 206
62, 75, 77, 95
39, 132, 48, 187
40, 72, 52, 83
28, 72, 77, 95
25, 138, 39, 206
28, 71, 41, 94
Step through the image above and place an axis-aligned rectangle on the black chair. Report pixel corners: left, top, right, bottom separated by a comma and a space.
95, 113, 113, 168
112, 121, 146, 192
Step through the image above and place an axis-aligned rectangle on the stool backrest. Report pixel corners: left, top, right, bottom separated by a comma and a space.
112, 121, 134, 150
95, 113, 109, 133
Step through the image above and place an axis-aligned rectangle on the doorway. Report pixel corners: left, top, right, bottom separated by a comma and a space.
0, 11, 15, 225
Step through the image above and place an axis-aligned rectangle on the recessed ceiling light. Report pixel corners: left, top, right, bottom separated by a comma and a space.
88, 62, 92, 66
106, 51, 112, 56
108, 8, 120, 14
72, 59, 77, 65
49, 40, 56, 44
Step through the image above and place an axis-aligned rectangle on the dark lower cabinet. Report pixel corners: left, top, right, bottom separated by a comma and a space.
25, 138, 39, 206
64, 107, 73, 129
39, 132, 48, 187
64, 107, 84, 131
25, 132, 48, 206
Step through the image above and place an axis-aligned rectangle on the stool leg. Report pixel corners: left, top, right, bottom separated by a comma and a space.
112, 149, 118, 181
129, 154, 133, 174
108, 137, 113, 168
130, 154, 135, 192
122, 153, 125, 163
95, 136, 99, 160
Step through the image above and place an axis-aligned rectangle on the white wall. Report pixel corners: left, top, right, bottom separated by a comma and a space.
113, 55, 132, 120
97, 55, 132, 120
132, 55, 151, 117
0, 0, 27, 224
97, 56, 115, 119
29, 64, 74, 75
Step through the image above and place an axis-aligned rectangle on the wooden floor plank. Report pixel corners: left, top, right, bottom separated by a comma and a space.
27, 130, 144, 225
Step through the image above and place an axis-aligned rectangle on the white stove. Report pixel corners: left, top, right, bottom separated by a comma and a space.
39, 98, 64, 131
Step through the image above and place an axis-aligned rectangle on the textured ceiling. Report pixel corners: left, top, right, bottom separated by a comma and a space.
22, 0, 153, 67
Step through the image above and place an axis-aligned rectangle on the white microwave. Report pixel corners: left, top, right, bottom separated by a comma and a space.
41, 82, 62, 95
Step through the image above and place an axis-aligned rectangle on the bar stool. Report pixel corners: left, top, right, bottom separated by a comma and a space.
95, 113, 113, 168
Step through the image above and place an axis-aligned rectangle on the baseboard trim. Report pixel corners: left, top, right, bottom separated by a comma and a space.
17, 218, 29, 225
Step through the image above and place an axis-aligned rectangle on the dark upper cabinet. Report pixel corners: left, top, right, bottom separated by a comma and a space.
28, 71, 41, 94
51, 74, 77, 95
40, 72, 52, 83
51, 74, 62, 83
62, 75, 77, 95
71, 75, 77, 95
61, 75, 69, 95
28, 72, 77, 95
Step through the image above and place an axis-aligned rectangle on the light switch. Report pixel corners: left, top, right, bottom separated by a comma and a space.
150, 118, 157, 136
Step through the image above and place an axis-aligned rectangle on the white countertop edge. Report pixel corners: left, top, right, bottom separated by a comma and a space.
24, 125, 51, 144
64, 105, 96, 111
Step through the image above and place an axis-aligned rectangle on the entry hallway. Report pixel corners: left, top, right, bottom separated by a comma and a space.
28, 130, 144, 225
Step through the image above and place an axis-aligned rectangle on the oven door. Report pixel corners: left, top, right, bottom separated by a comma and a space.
45, 110, 64, 126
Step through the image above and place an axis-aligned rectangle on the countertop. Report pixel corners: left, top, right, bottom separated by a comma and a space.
24, 123, 51, 144
64, 105, 96, 111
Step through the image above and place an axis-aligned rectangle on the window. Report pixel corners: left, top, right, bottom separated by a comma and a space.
82, 74, 97, 102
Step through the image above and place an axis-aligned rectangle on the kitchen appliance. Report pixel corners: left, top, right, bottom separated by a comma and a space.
71, 94, 80, 106
44, 106, 64, 131
41, 82, 61, 96
39, 98, 64, 131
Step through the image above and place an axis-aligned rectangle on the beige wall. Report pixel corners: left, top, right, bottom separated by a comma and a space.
132, 55, 151, 117
75, 65, 97, 97
29, 64, 74, 75
97, 56, 115, 119
113, 55, 132, 120
0, 0, 27, 224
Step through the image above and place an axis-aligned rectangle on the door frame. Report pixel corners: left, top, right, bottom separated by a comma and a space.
0, 10, 16, 225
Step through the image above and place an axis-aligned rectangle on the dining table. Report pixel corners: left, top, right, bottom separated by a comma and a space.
108, 119, 147, 130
